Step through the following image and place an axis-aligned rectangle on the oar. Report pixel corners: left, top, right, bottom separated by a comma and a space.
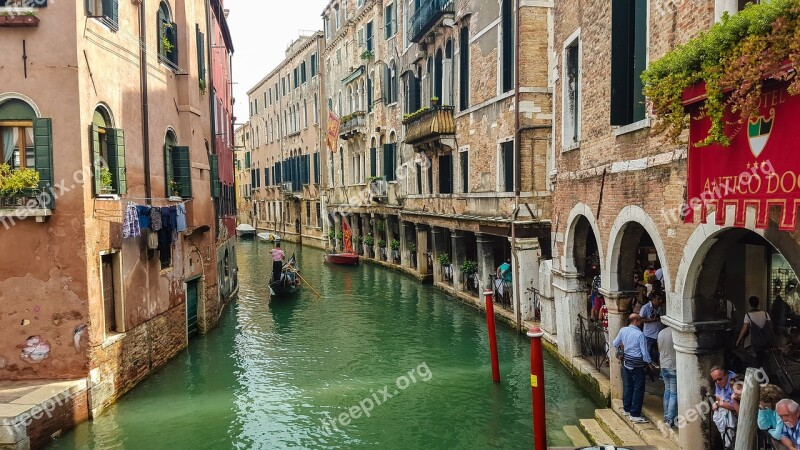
295, 271, 321, 298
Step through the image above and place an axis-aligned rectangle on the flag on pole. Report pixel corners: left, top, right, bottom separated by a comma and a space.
327, 111, 341, 153
342, 218, 354, 253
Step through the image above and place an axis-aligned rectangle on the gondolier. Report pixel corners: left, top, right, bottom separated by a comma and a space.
271, 241, 285, 282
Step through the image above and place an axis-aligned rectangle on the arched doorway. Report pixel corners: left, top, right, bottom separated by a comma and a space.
571, 215, 600, 287
614, 221, 662, 293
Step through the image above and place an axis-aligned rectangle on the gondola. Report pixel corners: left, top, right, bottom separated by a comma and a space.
269, 254, 302, 298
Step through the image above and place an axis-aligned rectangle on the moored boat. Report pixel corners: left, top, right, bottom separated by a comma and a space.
236, 224, 256, 238
325, 219, 360, 266
324, 252, 359, 265
257, 232, 280, 242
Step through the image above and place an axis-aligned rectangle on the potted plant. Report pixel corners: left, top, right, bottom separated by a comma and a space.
430, 96, 439, 107
360, 50, 374, 61
363, 235, 375, 257
199, 79, 207, 95
0, 11, 40, 27
378, 239, 387, 259
168, 179, 182, 198
390, 239, 400, 262
328, 229, 335, 240
99, 167, 114, 194
352, 235, 361, 254
438, 253, 453, 280
376, 219, 386, 232
0, 164, 39, 207
461, 259, 479, 290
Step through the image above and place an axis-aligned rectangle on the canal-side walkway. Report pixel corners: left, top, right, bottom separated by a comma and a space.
0, 379, 87, 449
359, 255, 680, 450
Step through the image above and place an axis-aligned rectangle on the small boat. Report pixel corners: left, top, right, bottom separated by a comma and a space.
236, 224, 256, 238
325, 219, 359, 266
324, 252, 359, 265
269, 254, 301, 298
257, 232, 280, 242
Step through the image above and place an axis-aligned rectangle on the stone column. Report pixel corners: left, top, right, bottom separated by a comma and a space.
386, 215, 396, 263
416, 224, 429, 275
371, 214, 380, 258
431, 227, 446, 283
538, 260, 557, 335
333, 213, 341, 251
599, 289, 637, 401
509, 237, 542, 321
476, 232, 495, 295
552, 268, 586, 361
451, 230, 465, 293
665, 317, 729, 450
400, 221, 411, 268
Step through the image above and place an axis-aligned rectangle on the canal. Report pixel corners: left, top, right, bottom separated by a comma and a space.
50, 241, 597, 449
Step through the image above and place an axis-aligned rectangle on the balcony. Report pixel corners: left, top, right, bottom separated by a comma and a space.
403, 106, 455, 147
339, 111, 367, 140
410, 0, 454, 43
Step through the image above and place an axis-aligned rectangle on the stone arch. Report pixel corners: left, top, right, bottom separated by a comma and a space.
606, 206, 670, 293
0, 93, 41, 118
674, 209, 800, 323
563, 203, 604, 276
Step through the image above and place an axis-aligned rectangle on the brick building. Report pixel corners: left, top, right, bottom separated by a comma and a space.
317, 0, 553, 326
244, 32, 327, 249
0, 0, 236, 442
546, 0, 800, 448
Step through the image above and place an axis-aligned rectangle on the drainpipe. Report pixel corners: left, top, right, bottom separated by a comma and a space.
512, 0, 522, 330
139, 0, 152, 203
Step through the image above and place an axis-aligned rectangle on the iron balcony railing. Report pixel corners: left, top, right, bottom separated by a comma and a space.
410, 0, 454, 43
577, 314, 608, 372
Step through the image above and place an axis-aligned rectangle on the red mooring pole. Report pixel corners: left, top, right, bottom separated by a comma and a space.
484, 289, 501, 383
528, 326, 547, 449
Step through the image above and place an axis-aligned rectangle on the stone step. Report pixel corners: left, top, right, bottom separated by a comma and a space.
595, 408, 646, 446
563, 425, 591, 447
611, 399, 681, 450
578, 418, 616, 447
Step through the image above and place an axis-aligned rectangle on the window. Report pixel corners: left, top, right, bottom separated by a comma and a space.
435, 49, 443, 101
91, 107, 127, 195
366, 21, 374, 52
254, 98, 258, 115
439, 154, 452, 194
367, 75, 373, 112
610, 0, 647, 126
164, 130, 192, 198
86, 0, 119, 31
301, 62, 307, 84
158, 2, 178, 67
460, 148, 469, 193
100, 252, 123, 335
303, 100, 308, 128
416, 160, 423, 194
311, 53, 318, 77
306, 202, 311, 226
499, 140, 514, 192
563, 33, 581, 146
196, 25, 206, 85
315, 202, 321, 227
458, 27, 469, 111
501, 0, 514, 93
0, 99, 53, 207
384, 2, 396, 39
370, 145, 377, 177
313, 94, 319, 125
383, 143, 396, 181
313, 151, 320, 184
386, 62, 398, 104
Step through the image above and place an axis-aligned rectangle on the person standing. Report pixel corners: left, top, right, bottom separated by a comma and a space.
778, 399, 800, 450
640, 292, 665, 367
270, 241, 286, 282
612, 313, 652, 424
658, 326, 677, 428
736, 295, 774, 367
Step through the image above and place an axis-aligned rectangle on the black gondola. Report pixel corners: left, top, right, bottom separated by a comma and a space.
269, 254, 302, 298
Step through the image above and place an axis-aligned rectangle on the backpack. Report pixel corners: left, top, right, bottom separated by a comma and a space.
747, 313, 775, 351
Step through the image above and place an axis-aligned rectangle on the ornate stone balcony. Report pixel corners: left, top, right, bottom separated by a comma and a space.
339, 111, 367, 140
410, 0, 454, 43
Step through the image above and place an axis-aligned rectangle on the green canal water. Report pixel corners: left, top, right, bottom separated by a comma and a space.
50, 241, 597, 450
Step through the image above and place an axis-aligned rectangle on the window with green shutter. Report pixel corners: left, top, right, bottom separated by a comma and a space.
33, 118, 54, 209
86, 0, 118, 31
610, 0, 647, 126
106, 128, 126, 194
196, 25, 206, 85
90, 108, 126, 196
171, 146, 192, 198
158, 2, 178, 68
383, 143, 396, 181
209, 153, 220, 198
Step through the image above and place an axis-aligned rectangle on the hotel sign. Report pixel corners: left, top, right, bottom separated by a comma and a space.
684, 80, 800, 231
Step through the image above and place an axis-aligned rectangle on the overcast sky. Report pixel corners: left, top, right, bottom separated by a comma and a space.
227, 0, 329, 125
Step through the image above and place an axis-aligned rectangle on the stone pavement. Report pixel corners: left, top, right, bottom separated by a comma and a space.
0, 379, 88, 450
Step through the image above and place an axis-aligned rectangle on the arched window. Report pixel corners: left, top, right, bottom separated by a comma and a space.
165, 129, 191, 198
303, 100, 308, 128
435, 49, 443, 102
0, 98, 53, 207
426, 56, 434, 106
91, 106, 127, 195
459, 26, 470, 110
347, 85, 354, 114
157, 2, 178, 67
391, 62, 398, 105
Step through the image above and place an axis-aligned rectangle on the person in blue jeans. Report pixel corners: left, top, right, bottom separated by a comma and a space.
658, 326, 677, 427
612, 313, 652, 424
